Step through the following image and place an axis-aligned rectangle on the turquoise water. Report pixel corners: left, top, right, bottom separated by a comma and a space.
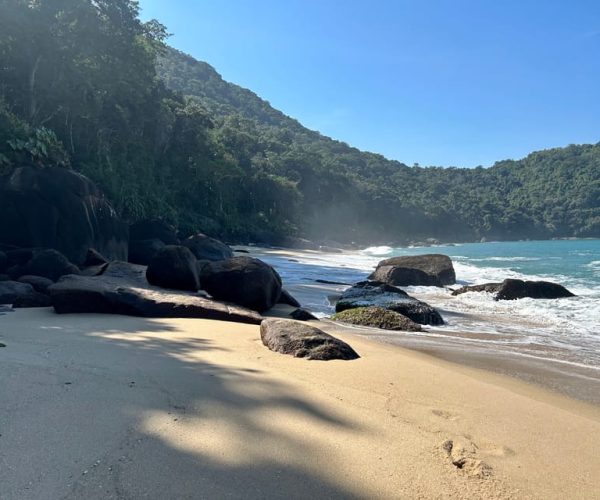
257, 239, 600, 370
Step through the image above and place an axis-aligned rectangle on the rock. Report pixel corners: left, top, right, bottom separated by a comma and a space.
234, 249, 250, 254
200, 256, 282, 313
17, 275, 54, 294
315, 279, 351, 286
332, 306, 422, 332
260, 319, 359, 360
290, 308, 319, 321
80, 264, 108, 277
451, 283, 502, 296
495, 279, 575, 301
146, 246, 199, 292
451, 279, 575, 300
130, 219, 179, 245
0, 274, 9, 281
370, 254, 456, 286
13, 291, 52, 308
182, 233, 233, 261
0, 251, 6, 272
21, 249, 79, 282
0, 281, 49, 307
369, 265, 443, 287
5, 248, 35, 267
0, 166, 128, 264
335, 281, 444, 326
128, 238, 165, 266
48, 271, 262, 324
84, 248, 108, 267
279, 289, 301, 308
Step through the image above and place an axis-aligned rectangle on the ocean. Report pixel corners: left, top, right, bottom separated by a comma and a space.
254, 239, 600, 373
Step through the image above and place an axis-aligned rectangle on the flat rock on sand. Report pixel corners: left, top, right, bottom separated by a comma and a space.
48, 262, 262, 324
261, 318, 359, 360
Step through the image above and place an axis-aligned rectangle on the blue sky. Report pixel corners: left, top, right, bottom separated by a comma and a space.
139, 0, 600, 167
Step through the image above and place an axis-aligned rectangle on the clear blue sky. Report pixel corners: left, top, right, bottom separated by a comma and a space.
139, 0, 600, 167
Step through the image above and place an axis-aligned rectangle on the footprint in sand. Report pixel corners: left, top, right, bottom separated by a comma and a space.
441, 438, 493, 478
431, 409, 459, 421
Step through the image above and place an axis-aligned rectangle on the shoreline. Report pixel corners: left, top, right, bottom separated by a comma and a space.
1, 308, 599, 499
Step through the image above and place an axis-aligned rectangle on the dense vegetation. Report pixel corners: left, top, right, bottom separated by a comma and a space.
1, 0, 599, 245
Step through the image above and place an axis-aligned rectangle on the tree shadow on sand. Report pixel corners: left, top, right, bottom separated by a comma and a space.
6, 312, 369, 499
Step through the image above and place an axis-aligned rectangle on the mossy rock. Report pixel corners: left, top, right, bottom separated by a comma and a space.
332, 306, 422, 332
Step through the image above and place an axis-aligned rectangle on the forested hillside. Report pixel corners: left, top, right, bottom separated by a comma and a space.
1, 0, 599, 245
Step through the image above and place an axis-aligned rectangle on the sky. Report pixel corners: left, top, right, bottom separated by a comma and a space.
138, 0, 600, 167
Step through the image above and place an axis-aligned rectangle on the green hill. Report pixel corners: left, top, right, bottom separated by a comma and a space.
1, 1, 599, 245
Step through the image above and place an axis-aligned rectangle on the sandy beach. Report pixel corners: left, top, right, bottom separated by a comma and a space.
1, 308, 599, 499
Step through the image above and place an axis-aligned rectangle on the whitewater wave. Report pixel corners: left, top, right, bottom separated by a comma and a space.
361, 246, 393, 256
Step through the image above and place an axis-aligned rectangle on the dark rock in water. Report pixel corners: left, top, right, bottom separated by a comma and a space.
0, 281, 49, 307
332, 306, 422, 332
290, 308, 318, 321
0, 251, 6, 272
200, 256, 282, 313
452, 283, 502, 296
371, 254, 456, 286
146, 246, 199, 292
335, 281, 444, 326
0, 166, 128, 264
130, 219, 179, 245
17, 275, 54, 294
234, 249, 250, 254
183, 233, 233, 261
369, 265, 443, 287
495, 279, 575, 301
84, 248, 108, 267
279, 289, 301, 308
451, 279, 575, 301
21, 249, 79, 282
129, 238, 165, 266
48, 272, 262, 324
260, 319, 359, 360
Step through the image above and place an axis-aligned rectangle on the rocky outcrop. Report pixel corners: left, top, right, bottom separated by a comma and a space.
84, 248, 108, 267
48, 263, 262, 324
452, 279, 575, 300
332, 306, 422, 332
129, 219, 179, 245
0, 281, 51, 308
20, 249, 79, 282
17, 275, 54, 294
200, 256, 282, 313
370, 254, 456, 286
183, 233, 233, 261
128, 238, 165, 266
451, 283, 502, 296
146, 245, 199, 291
290, 308, 319, 321
335, 281, 444, 325
369, 265, 443, 287
278, 289, 301, 308
260, 319, 359, 360
0, 166, 128, 264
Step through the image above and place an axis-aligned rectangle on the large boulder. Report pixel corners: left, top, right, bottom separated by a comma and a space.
48, 264, 262, 324
0, 281, 51, 307
0, 166, 128, 265
84, 248, 108, 267
452, 279, 575, 301
200, 256, 282, 313
130, 219, 179, 245
496, 279, 575, 300
370, 254, 456, 286
369, 265, 443, 287
128, 238, 165, 266
17, 275, 54, 294
182, 233, 233, 261
146, 246, 199, 292
332, 306, 422, 332
20, 249, 79, 282
260, 319, 359, 360
335, 281, 444, 326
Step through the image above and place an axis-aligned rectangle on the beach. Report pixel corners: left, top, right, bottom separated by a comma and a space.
1, 308, 599, 499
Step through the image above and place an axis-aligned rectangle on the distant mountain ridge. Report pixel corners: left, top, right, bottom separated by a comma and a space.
158, 47, 600, 243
